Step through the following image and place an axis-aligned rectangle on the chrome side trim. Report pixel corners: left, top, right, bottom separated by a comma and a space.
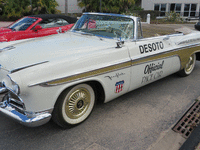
0, 87, 8, 94
10, 61, 49, 73
177, 37, 200, 45
0, 84, 25, 109
136, 33, 183, 41
0, 46, 15, 53
0, 101, 51, 127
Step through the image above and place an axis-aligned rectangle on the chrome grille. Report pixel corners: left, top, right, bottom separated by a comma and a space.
8, 92, 25, 110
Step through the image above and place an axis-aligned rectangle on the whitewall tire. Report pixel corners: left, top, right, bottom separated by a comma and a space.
52, 84, 95, 128
178, 53, 196, 77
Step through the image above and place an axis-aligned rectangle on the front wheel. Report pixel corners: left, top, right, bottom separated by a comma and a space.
177, 53, 196, 77
52, 84, 95, 128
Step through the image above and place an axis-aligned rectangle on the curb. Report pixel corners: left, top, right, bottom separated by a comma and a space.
147, 125, 186, 150
179, 97, 200, 150
147, 97, 200, 150
179, 119, 200, 150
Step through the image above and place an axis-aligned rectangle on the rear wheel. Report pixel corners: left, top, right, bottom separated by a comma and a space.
178, 53, 196, 77
52, 84, 95, 128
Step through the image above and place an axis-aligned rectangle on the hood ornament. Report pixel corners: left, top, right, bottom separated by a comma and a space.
116, 41, 124, 48
56, 27, 62, 34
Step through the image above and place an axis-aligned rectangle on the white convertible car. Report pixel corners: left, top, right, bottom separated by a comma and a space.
0, 13, 200, 128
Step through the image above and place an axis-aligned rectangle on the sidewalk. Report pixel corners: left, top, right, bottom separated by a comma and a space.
180, 123, 200, 150
148, 97, 200, 150
195, 143, 200, 150
0, 21, 13, 27
147, 126, 186, 150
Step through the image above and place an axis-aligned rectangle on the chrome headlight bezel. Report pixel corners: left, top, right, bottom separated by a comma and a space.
7, 75, 20, 95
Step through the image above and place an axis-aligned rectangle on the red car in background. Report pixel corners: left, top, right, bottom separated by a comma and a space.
0, 14, 77, 42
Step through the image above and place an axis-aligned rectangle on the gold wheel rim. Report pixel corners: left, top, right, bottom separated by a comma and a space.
185, 54, 195, 73
65, 88, 91, 119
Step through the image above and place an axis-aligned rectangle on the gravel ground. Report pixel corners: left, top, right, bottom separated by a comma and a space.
142, 23, 196, 38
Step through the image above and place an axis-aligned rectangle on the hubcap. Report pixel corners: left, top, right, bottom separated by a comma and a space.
65, 88, 91, 119
185, 54, 195, 73
77, 100, 84, 109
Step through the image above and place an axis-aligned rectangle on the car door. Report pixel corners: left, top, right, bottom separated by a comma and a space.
11, 30, 38, 41
35, 18, 71, 37
127, 19, 181, 91
7, 18, 40, 41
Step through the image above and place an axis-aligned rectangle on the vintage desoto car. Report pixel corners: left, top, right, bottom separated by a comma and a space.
0, 13, 200, 128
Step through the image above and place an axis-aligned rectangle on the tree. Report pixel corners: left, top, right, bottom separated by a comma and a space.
1, 0, 60, 18
78, 0, 135, 14
0, 0, 6, 15
3, 0, 30, 18
31, 0, 60, 15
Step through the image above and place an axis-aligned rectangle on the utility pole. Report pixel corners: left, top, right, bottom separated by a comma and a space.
100, 0, 102, 12
85, 0, 87, 12
65, 0, 68, 15
30, 0, 33, 15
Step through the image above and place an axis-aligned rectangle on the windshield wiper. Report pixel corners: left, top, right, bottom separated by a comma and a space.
81, 32, 94, 36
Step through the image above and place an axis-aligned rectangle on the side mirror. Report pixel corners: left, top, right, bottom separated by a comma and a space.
34, 25, 42, 31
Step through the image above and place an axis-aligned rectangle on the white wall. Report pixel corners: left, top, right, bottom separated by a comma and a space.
67, 0, 83, 13
56, 0, 84, 14
142, 0, 200, 11
56, 0, 65, 13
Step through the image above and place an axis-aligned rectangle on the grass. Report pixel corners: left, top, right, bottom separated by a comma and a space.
142, 24, 177, 38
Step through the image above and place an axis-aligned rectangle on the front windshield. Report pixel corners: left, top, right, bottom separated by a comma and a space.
9, 17, 37, 31
72, 14, 134, 40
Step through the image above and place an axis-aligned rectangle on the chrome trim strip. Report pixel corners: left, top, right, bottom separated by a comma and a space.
83, 12, 137, 20
132, 54, 180, 67
0, 82, 24, 108
0, 46, 15, 53
0, 101, 52, 127
10, 61, 49, 73
0, 87, 8, 94
136, 33, 183, 41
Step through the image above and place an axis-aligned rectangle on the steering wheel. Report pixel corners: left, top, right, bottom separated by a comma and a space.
112, 28, 128, 39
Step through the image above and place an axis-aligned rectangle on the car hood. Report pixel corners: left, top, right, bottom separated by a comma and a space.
0, 27, 12, 33
0, 27, 13, 42
0, 32, 115, 72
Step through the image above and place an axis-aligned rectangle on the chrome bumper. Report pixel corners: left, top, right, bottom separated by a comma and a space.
0, 86, 52, 127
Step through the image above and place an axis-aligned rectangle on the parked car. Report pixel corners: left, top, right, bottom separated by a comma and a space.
195, 21, 200, 31
0, 14, 77, 42
0, 13, 200, 128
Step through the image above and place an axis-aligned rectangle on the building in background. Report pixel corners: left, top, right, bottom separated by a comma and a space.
56, 0, 83, 14
141, 0, 200, 18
